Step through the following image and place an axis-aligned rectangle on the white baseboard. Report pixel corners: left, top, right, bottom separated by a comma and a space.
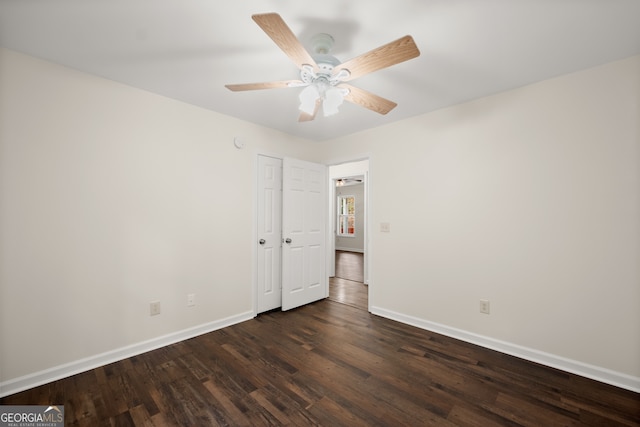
0, 311, 254, 398
370, 306, 640, 393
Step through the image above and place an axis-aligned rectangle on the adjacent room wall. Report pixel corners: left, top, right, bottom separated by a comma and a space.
321, 55, 640, 388
0, 48, 322, 392
335, 183, 365, 252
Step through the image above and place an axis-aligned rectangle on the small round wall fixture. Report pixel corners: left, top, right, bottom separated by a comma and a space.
233, 137, 246, 149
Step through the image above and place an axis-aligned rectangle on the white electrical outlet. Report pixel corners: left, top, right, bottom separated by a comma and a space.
380, 222, 391, 233
150, 301, 161, 316
479, 299, 490, 314
187, 293, 196, 307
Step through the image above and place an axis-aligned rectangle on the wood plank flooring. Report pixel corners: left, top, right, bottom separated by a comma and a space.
328, 277, 368, 311
2, 278, 639, 425
331, 250, 368, 310
334, 250, 364, 283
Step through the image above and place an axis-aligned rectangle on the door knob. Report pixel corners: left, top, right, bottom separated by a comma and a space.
259, 239, 266, 245
285, 238, 292, 244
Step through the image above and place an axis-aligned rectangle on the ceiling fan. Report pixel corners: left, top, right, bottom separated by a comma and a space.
225, 13, 420, 122
336, 177, 363, 186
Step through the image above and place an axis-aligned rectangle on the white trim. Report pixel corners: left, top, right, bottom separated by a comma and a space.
0, 311, 254, 398
371, 306, 640, 393
327, 156, 372, 290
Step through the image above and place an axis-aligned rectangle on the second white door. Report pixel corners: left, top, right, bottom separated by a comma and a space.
282, 157, 327, 311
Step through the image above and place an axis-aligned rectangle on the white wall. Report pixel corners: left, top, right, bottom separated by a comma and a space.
320, 56, 640, 388
335, 183, 365, 252
0, 48, 322, 392
1, 47, 638, 394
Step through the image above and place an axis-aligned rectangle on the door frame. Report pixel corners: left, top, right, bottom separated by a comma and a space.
328, 159, 371, 291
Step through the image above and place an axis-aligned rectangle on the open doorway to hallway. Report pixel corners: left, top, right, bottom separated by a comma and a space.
328, 159, 370, 311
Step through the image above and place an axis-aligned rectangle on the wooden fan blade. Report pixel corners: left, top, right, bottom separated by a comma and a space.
335, 35, 420, 81
252, 13, 317, 70
298, 99, 322, 122
341, 84, 397, 115
225, 80, 303, 91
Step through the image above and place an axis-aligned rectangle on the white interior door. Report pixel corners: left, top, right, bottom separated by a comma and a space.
282, 158, 327, 311
256, 155, 282, 313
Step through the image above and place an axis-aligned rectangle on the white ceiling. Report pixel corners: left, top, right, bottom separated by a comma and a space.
1, 0, 639, 141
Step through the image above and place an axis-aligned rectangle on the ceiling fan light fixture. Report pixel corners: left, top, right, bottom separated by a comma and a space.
299, 84, 320, 115
322, 86, 344, 117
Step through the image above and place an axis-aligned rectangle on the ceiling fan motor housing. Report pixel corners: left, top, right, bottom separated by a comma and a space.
310, 33, 335, 54
298, 37, 352, 117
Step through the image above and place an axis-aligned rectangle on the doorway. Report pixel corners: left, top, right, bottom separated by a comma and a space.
328, 160, 370, 311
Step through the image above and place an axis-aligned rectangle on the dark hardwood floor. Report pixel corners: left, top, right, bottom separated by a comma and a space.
2, 269, 639, 426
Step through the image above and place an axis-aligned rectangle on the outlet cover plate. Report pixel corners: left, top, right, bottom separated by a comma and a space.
150, 301, 161, 316
479, 299, 490, 314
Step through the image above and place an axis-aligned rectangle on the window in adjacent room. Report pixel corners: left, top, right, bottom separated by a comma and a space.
337, 195, 356, 237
